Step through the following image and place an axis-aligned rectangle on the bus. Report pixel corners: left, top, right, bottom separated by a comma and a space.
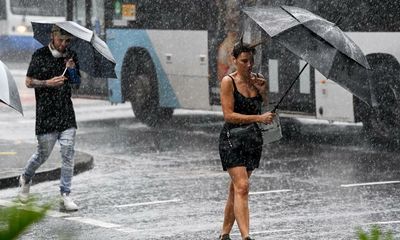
69, 0, 400, 141
0, 0, 66, 58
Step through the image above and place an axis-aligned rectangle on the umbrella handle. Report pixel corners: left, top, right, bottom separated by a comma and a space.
62, 67, 68, 76
272, 62, 309, 113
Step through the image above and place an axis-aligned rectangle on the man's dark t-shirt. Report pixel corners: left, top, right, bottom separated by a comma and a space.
27, 46, 78, 135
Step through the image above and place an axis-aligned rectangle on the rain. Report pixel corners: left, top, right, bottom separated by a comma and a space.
1, 0, 400, 239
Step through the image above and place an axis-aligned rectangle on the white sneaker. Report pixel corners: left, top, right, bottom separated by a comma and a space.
18, 175, 30, 203
60, 193, 79, 211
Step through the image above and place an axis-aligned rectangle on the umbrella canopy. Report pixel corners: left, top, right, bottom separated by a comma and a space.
243, 6, 372, 106
0, 60, 23, 115
32, 21, 117, 78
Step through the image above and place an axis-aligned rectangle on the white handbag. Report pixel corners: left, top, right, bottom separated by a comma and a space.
259, 113, 282, 144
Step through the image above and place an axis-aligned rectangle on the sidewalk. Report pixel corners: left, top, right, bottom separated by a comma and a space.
0, 140, 94, 190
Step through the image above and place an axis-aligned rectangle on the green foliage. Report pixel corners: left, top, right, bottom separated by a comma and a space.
357, 225, 394, 240
0, 199, 50, 240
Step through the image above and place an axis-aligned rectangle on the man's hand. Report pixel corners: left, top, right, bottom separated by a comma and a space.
65, 58, 76, 69
26, 76, 66, 88
46, 76, 67, 87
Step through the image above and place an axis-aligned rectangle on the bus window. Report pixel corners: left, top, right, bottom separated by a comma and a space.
0, 0, 5, 20
299, 60, 311, 94
72, 0, 105, 37
109, 0, 137, 27
73, 0, 86, 26
269, 59, 279, 93
106, 0, 210, 30
10, 0, 65, 16
92, 0, 105, 36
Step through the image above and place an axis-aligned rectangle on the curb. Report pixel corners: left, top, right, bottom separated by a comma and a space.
0, 150, 94, 190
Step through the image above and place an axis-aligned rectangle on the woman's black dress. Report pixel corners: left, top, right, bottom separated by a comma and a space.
219, 75, 263, 171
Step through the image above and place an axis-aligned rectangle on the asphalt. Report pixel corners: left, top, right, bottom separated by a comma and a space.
0, 139, 94, 190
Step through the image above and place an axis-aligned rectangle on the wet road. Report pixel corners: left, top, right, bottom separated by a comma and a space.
1, 60, 400, 239
1, 112, 400, 239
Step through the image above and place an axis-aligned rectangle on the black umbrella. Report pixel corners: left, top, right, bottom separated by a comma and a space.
32, 21, 116, 78
243, 6, 372, 111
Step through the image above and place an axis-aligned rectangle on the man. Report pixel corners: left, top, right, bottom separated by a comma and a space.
18, 25, 80, 211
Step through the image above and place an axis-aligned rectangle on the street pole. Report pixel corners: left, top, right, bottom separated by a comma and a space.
85, 0, 92, 29
66, 0, 73, 21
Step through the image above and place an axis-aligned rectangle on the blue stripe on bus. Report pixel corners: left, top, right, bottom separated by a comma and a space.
106, 29, 180, 108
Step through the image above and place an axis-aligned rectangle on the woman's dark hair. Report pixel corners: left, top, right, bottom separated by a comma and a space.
232, 40, 256, 58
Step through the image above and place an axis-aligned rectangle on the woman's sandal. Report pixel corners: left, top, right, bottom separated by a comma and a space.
218, 234, 231, 240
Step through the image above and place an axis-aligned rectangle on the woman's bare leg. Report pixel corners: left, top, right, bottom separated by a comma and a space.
221, 170, 253, 237
221, 181, 235, 235
227, 166, 252, 239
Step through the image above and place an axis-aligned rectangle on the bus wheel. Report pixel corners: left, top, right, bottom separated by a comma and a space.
362, 84, 400, 142
361, 54, 400, 142
122, 48, 173, 126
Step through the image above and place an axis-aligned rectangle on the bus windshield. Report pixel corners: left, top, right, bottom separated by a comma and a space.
10, 0, 65, 16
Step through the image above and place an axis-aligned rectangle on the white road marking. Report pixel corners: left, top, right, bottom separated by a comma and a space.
231, 229, 295, 236
64, 216, 121, 228
365, 220, 400, 225
340, 181, 400, 188
0, 152, 17, 156
47, 210, 71, 218
0, 199, 138, 232
115, 198, 181, 208
114, 227, 144, 233
249, 189, 292, 195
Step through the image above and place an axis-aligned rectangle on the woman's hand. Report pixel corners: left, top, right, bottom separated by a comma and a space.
259, 112, 276, 124
250, 74, 267, 93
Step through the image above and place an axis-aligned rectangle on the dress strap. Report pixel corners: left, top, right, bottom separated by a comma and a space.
227, 74, 238, 91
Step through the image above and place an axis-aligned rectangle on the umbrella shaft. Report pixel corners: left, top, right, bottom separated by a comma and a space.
272, 62, 309, 113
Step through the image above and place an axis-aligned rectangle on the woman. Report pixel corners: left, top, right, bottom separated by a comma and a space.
218, 40, 275, 240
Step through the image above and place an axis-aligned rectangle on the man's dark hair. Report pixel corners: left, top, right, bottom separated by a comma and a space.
232, 39, 256, 58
